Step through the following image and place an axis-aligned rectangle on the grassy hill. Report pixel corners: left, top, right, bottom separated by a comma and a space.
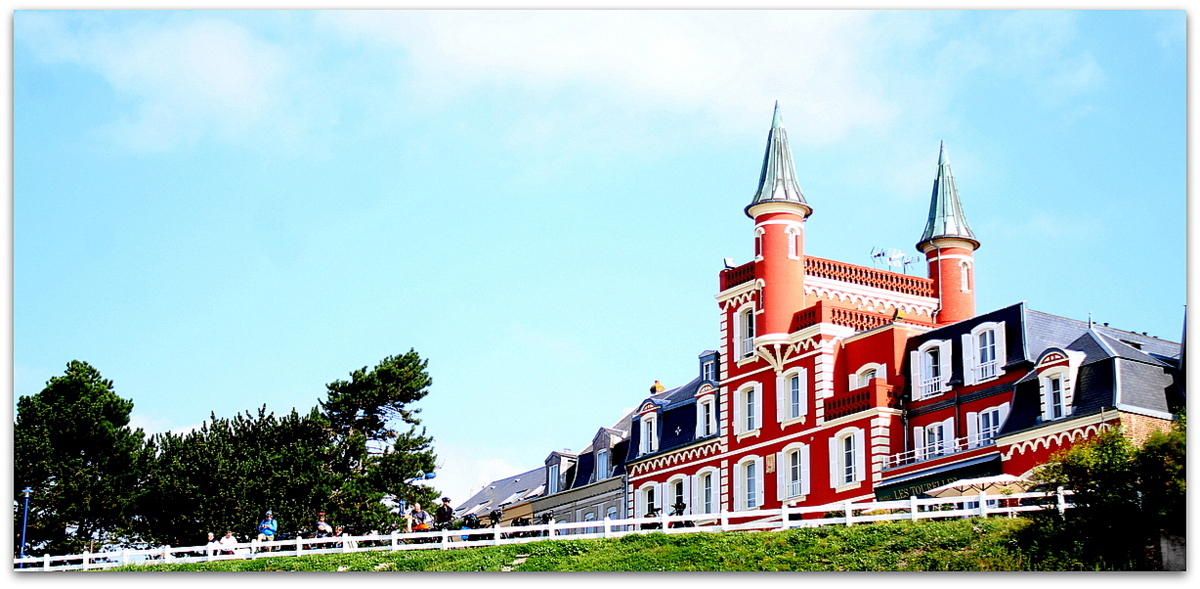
100, 516, 1124, 572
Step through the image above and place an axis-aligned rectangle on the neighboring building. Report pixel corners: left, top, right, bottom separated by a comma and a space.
532, 415, 634, 526
454, 466, 545, 526
464, 102, 1181, 526
875, 304, 1181, 500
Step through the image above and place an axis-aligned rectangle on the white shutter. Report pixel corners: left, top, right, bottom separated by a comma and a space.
848, 373, 859, 391
909, 351, 923, 399
943, 417, 955, 451
800, 444, 811, 496
683, 475, 692, 514
755, 457, 765, 508
995, 323, 1007, 374
732, 390, 743, 434
776, 375, 786, 423
913, 425, 925, 457
938, 340, 953, 391
733, 464, 744, 510
999, 402, 1011, 429
853, 429, 866, 482
962, 333, 977, 385
828, 437, 838, 489
966, 411, 979, 448
775, 451, 785, 501
799, 368, 809, 418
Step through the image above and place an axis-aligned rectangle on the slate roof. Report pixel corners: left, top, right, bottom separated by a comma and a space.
999, 319, 1180, 437
454, 465, 546, 515
627, 375, 710, 463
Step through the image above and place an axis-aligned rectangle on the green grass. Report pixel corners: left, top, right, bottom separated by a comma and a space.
97, 517, 1115, 572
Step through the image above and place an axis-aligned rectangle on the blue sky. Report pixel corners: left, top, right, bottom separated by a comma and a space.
11, 9, 1186, 506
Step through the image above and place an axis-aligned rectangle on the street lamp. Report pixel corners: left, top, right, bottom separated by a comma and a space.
397, 471, 436, 513
19, 487, 33, 566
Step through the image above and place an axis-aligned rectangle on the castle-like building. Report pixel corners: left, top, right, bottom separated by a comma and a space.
456, 104, 1182, 526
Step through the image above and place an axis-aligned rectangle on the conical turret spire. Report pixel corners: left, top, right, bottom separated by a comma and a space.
746, 102, 808, 218
917, 142, 978, 250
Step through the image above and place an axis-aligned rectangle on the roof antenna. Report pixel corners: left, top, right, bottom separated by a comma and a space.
1088, 312, 1093, 327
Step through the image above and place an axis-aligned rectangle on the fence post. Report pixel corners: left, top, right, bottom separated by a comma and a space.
844, 501, 854, 526
720, 509, 728, 531
121, 549, 128, 566
440, 527, 450, 550
43, 553, 51, 570
604, 516, 613, 538
296, 537, 303, 556
548, 518, 557, 538
978, 491, 988, 517
81, 551, 90, 571
1056, 486, 1067, 517
390, 530, 398, 551
660, 510, 669, 532
910, 496, 919, 521
779, 503, 790, 531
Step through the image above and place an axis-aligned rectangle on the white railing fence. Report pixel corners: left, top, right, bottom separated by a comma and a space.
13, 488, 1074, 572
883, 432, 999, 468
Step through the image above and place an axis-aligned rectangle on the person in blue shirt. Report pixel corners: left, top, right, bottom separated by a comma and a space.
256, 510, 278, 549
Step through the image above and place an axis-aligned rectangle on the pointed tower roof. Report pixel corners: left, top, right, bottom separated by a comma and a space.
917, 142, 978, 250
746, 102, 809, 218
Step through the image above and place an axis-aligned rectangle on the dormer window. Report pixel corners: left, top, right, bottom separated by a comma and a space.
640, 414, 659, 454
911, 341, 951, 400
548, 463, 560, 494
702, 359, 717, 383
964, 322, 1006, 385
595, 448, 609, 481
1034, 348, 1084, 423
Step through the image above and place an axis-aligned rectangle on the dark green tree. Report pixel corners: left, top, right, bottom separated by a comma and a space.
134, 406, 341, 547
13, 361, 147, 556
319, 350, 440, 532
1029, 413, 1186, 569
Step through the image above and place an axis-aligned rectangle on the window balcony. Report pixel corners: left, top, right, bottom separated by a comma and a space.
824, 378, 900, 421
882, 432, 997, 470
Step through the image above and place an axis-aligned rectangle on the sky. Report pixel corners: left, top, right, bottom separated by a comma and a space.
9, 8, 1187, 511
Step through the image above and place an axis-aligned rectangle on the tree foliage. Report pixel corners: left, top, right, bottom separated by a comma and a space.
13, 361, 147, 556
134, 407, 341, 547
1030, 413, 1186, 569
319, 350, 440, 532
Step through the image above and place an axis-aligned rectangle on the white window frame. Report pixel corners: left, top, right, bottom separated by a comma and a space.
693, 467, 719, 515
829, 427, 866, 490
963, 322, 1006, 386
640, 413, 659, 454
786, 225, 802, 260
637, 482, 661, 517
702, 359, 717, 383
735, 303, 756, 360
778, 367, 808, 423
911, 340, 951, 400
595, 447, 609, 481
734, 383, 762, 435
849, 362, 885, 391
966, 402, 1010, 448
777, 442, 811, 501
734, 455, 764, 511
960, 260, 973, 292
666, 475, 691, 515
1039, 368, 1073, 422
548, 463, 560, 494
696, 394, 717, 438
754, 227, 765, 261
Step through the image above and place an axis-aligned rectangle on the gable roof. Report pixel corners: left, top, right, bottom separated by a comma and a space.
454, 465, 546, 514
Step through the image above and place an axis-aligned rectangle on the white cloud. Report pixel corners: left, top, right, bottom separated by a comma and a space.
18, 13, 330, 153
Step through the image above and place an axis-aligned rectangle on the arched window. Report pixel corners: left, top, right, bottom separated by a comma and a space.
960, 260, 973, 292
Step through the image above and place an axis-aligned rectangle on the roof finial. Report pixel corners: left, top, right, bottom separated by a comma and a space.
746, 102, 808, 217
917, 141, 978, 251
